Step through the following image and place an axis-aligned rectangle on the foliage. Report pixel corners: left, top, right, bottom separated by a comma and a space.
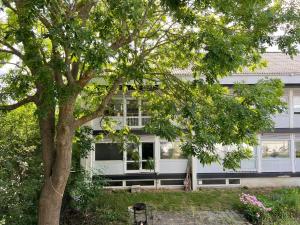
60, 188, 300, 225
0, 0, 299, 222
0, 105, 42, 225
143, 79, 286, 169
239, 193, 272, 224
61, 126, 105, 222
238, 188, 300, 225
0, 1, 299, 170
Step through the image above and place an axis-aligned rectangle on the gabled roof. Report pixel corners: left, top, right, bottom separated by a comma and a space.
172, 52, 300, 76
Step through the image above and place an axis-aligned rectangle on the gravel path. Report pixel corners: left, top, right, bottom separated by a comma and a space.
148, 210, 251, 225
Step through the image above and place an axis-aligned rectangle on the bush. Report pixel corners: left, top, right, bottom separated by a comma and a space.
239, 189, 300, 225
61, 126, 105, 225
0, 105, 42, 225
239, 193, 272, 224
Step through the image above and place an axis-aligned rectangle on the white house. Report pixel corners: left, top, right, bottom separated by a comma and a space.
81, 52, 300, 189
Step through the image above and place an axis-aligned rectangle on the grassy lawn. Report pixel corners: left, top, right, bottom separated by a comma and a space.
96, 188, 244, 212
62, 187, 300, 225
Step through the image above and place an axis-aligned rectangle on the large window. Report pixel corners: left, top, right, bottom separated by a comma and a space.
126, 142, 154, 171
95, 143, 123, 160
295, 141, 300, 158
261, 141, 289, 158
160, 142, 186, 159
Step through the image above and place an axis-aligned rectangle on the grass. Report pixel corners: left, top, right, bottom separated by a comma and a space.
61, 187, 300, 225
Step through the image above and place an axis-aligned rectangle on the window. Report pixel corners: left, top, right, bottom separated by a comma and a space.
141, 143, 154, 170
105, 181, 123, 187
229, 179, 240, 185
126, 99, 139, 116
295, 141, 300, 158
160, 142, 186, 159
201, 179, 226, 185
161, 180, 184, 185
261, 141, 289, 158
280, 96, 289, 114
126, 180, 154, 186
104, 99, 123, 116
95, 143, 123, 160
126, 142, 155, 171
141, 100, 149, 116
294, 96, 300, 114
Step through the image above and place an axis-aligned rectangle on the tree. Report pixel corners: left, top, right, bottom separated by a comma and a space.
0, 105, 42, 225
0, 0, 299, 224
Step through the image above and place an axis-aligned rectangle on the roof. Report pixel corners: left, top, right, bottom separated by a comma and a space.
236, 52, 300, 75
172, 52, 300, 76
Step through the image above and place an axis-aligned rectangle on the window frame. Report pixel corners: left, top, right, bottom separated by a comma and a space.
125, 142, 155, 173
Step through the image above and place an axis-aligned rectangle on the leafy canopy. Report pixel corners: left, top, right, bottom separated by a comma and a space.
0, 0, 299, 169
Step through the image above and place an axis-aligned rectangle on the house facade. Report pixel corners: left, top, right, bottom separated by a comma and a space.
81, 52, 300, 189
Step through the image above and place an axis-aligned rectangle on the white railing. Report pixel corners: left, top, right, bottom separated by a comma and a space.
126, 116, 151, 128
95, 116, 151, 130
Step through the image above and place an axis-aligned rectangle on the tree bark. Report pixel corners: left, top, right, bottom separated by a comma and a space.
38, 99, 76, 225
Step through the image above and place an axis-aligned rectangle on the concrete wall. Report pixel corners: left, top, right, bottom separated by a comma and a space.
241, 177, 300, 187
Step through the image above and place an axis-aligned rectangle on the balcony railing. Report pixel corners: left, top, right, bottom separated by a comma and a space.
94, 116, 151, 130
126, 116, 151, 128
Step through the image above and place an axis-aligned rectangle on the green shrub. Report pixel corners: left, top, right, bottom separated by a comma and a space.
239, 188, 300, 225
239, 193, 272, 224
0, 105, 42, 225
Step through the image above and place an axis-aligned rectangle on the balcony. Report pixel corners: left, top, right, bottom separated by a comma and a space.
92, 115, 151, 130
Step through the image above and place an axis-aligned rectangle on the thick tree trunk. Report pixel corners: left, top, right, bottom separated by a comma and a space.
38, 178, 64, 225
38, 100, 75, 225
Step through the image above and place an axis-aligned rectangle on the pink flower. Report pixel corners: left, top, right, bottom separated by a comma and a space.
240, 193, 272, 212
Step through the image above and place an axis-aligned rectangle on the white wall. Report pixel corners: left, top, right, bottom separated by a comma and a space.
160, 159, 188, 173
93, 160, 124, 175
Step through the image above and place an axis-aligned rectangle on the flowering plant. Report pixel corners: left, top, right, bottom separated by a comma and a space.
239, 193, 272, 224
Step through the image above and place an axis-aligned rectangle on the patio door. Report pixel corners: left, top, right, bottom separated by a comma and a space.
126, 142, 154, 172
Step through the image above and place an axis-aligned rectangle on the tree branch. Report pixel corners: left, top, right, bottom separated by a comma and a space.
0, 40, 24, 59
74, 76, 124, 128
2, 0, 17, 13
0, 95, 36, 111
0, 47, 24, 59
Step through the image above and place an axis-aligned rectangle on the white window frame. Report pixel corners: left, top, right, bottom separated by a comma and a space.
125, 141, 155, 173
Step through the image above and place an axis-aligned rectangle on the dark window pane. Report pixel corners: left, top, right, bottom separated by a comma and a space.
127, 99, 139, 116
127, 162, 140, 170
141, 100, 149, 116
295, 142, 300, 158
126, 180, 154, 186
142, 143, 154, 160
229, 179, 240, 185
161, 180, 184, 185
126, 143, 139, 161
105, 181, 123, 186
202, 179, 226, 185
95, 143, 123, 160
104, 99, 123, 116
142, 161, 154, 170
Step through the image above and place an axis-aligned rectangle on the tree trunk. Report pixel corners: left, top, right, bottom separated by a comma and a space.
38, 100, 75, 225
38, 178, 64, 225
